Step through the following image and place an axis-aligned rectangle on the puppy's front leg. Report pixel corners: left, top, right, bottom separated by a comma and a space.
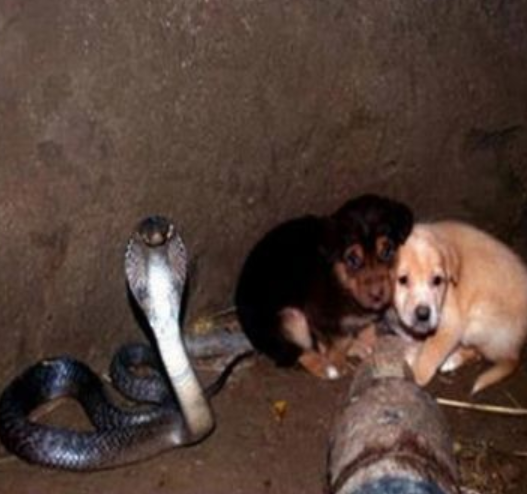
346, 324, 377, 361
280, 307, 344, 379
412, 326, 460, 387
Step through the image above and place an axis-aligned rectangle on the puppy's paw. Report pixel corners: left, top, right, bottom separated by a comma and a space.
346, 339, 374, 361
440, 353, 463, 373
325, 365, 341, 380
440, 347, 480, 374
298, 351, 347, 380
346, 325, 377, 361
327, 348, 354, 377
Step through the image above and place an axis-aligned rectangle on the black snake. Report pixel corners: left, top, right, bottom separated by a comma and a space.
0, 216, 250, 471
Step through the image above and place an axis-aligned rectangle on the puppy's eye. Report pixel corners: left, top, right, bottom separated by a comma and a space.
432, 275, 444, 287
378, 241, 395, 262
398, 275, 409, 286
344, 253, 363, 271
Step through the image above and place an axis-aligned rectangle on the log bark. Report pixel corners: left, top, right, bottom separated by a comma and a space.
327, 336, 461, 494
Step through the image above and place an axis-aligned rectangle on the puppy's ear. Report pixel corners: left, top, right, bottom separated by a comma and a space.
388, 200, 414, 244
438, 239, 461, 286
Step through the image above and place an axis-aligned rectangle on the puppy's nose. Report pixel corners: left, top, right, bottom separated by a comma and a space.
369, 286, 386, 303
415, 305, 431, 323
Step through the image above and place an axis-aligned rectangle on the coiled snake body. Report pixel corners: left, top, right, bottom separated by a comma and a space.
0, 216, 242, 470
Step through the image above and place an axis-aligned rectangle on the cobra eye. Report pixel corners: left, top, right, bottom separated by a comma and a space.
344, 252, 363, 270
398, 275, 409, 286
432, 275, 444, 287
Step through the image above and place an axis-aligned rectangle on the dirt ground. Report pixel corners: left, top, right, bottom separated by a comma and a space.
2, 0, 527, 386
0, 347, 526, 494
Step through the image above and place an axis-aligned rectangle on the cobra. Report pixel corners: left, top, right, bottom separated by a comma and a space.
0, 216, 247, 470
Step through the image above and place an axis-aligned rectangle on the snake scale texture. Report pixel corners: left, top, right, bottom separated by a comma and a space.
0, 216, 243, 471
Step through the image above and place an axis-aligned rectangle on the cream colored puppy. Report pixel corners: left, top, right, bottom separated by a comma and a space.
393, 221, 527, 394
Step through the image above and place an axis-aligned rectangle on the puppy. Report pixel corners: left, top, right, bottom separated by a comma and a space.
393, 221, 527, 394
235, 194, 413, 379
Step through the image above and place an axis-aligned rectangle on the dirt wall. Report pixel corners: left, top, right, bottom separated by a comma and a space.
1, 0, 526, 380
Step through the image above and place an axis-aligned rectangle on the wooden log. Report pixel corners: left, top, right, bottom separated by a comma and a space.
327, 335, 461, 494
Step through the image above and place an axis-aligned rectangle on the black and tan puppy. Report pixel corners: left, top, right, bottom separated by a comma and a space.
235, 194, 413, 379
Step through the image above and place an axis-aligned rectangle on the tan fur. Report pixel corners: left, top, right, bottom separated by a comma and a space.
394, 221, 527, 394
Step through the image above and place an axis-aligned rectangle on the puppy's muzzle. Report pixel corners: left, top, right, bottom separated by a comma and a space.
415, 304, 431, 323
369, 285, 387, 304
411, 304, 436, 336
363, 276, 392, 310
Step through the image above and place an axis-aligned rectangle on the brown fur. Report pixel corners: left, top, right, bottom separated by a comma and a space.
236, 194, 413, 379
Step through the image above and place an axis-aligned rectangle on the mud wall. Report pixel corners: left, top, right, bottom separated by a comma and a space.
0, 0, 526, 380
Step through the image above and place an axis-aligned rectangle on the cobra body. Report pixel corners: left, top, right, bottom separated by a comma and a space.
0, 216, 241, 470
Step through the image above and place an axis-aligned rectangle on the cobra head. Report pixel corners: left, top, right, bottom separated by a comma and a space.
138, 216, 175, 247
124, 215, 188, 321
